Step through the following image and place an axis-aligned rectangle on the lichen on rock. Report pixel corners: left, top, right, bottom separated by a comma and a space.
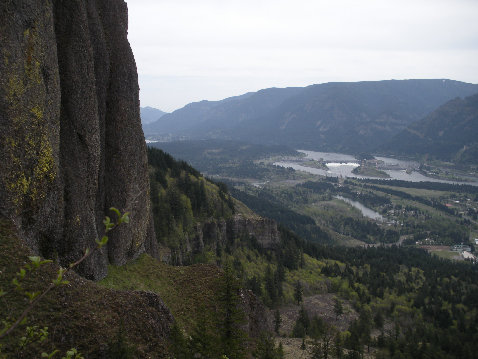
0, 0, 155, 280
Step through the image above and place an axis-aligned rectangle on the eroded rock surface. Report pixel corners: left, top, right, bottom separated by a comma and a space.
0, 0, 154, 279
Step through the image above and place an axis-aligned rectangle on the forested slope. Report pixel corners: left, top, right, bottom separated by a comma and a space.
383, 93, 478, 164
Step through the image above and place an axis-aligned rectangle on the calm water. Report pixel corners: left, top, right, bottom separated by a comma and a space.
335, 195, 384, 221
274, 150, 478, 186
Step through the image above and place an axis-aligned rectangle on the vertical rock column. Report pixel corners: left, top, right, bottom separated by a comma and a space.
53, 0, 108, 279
96, 0, 154, 265
0, 0, 156, 280
0, 0, 63, 255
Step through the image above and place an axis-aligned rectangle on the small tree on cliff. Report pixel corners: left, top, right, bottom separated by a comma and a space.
333, 297, 343, 320
294, 280, 303, 305
217, 262, 247, 359
274, 309, 282, 335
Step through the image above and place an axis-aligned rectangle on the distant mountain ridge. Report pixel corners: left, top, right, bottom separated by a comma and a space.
382, 93, 478, 164
144, 79, 478, 153
141, 106, 167, 124
145, 87, 302, 135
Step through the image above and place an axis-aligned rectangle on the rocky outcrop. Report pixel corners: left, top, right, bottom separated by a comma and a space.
230, 215, 281, 248
0, 217, 172, 358
0, 0, 154, 279
160, 214, 281, 264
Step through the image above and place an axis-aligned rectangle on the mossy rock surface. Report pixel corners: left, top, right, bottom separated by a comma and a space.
0, 219, 172, 358
0, 0, 155, 280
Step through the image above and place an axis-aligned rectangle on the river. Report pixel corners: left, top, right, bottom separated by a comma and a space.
274, 150, 478, 186
335, 195, 384, 221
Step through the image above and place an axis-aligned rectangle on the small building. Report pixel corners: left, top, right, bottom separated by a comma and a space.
451, 244, 472, 252
475, 238, 478, 245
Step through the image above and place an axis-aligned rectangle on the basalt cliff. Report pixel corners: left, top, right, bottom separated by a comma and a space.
0, 0, 155, 280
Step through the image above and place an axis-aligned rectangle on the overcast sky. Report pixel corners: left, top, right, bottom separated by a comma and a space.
125, 0, 478, 112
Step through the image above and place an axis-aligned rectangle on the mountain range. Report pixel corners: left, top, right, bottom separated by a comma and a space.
144, 79, 478, 153
140, 106, 167, 124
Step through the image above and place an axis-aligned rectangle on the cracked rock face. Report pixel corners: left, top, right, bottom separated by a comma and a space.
0, 0, 155, 280
160, 215, 281, 265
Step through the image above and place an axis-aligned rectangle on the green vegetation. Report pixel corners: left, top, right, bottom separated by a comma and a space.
351, 165, 390, 178
4, 141, 478, 358
301, 160, 328, 170
383, 93, 478, 165
101, 256, 250, 359
144, 144, 478, 358
150, 140, 300, 181
207, 221, 478, 358
100, 254, 222, 330
148, 147, 236, 263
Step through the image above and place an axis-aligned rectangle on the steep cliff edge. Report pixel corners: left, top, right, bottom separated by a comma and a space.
166, 215, 281, 264
0, 0, 154, 280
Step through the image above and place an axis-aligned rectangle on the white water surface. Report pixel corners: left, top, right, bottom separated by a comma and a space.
274, 150, 478, 186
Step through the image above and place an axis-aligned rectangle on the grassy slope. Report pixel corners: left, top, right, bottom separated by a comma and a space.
99, 254, 223, 331
0, 219, 171, 358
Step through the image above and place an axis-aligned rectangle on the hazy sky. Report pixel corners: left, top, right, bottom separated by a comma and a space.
125, 0, 478, 112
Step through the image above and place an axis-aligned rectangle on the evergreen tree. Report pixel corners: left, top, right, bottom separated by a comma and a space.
294, 280, 303, 305
300, 338, 306, 351
217, 263, 247, 359
277, 342, 284, 359
333, 297, 343, 320
189, 314, 219, 359
265, 265, 278, 305
373, 311, 384, 330
168, 323, 191, 359
333, 334, 344, 359
293, 306, 310, 338
253, 333, 283, 359
274, 309, 282, 335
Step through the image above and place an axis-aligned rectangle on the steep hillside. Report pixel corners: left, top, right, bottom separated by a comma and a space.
141, 106, 167, 125
0, 0, 154, 280
147, 147, 281, 265
382, 93, 478, 164
144, 79, 478, 153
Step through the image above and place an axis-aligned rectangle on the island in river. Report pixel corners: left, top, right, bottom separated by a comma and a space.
352, 165, 390, 178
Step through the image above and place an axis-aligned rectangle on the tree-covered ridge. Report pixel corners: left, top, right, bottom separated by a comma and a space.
383, 93, 478, 164
144, 80, 478, 153
148, 147, 235, 257
151, 139, 298, 179
230, 223, 478, 358
144, 148, 478, 358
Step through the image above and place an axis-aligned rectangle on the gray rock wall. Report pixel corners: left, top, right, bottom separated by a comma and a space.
0, 0, 154, 280
159, 214, 281, 264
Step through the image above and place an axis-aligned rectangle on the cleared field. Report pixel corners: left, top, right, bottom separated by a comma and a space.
430, 249, 462, 261
371, 184, 447, 199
